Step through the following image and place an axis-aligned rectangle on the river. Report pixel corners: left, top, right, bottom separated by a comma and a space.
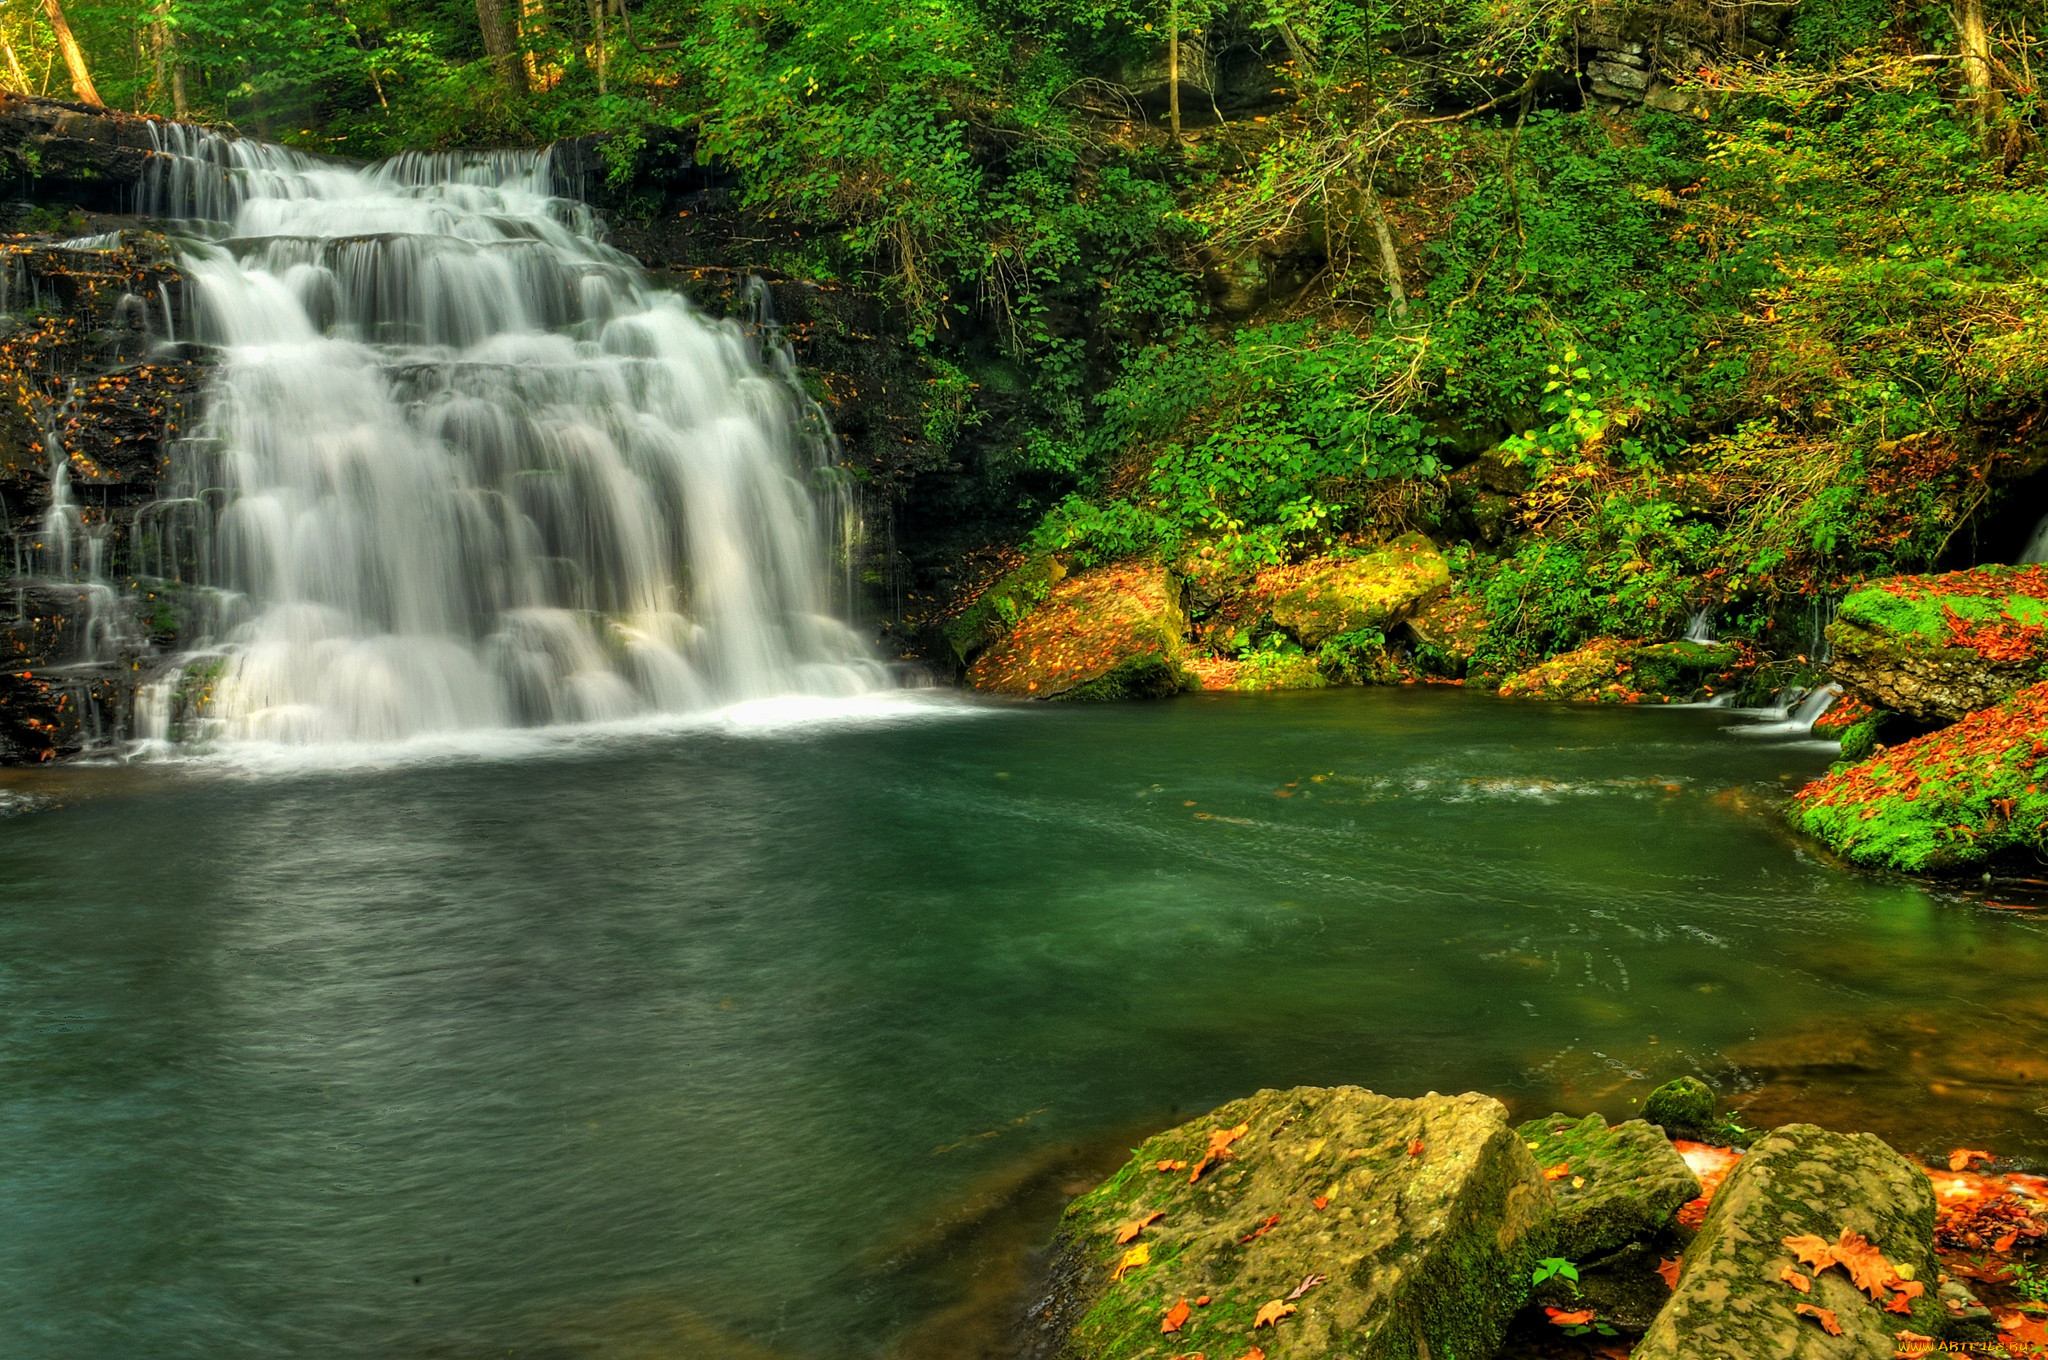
3, 687, 2044, 1357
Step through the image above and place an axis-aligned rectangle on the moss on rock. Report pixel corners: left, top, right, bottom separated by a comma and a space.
1641, 1076, 1717, 1140
1790, 679, 2048, 873
1829, 565, 2048, 721
1635, 1123, 1955, 1359
967, 561, 1193, 700
1516, 1112, 1700, 1261
1041, 1085, 1550, 1360
1497, 637, 1754, 703
1262, 535, 1451, 649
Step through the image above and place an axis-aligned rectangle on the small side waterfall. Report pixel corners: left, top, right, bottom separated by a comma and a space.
2019, 511, 2048, 565
136, 125, 884, 747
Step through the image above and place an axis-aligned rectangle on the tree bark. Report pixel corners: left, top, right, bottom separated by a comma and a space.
2, 42, 29, 94
588, 0, 607, 94
40, 0, 101, 107
1167, 0, 1181, 140
1362, 182, 1408, 320
475, 0, 529, 93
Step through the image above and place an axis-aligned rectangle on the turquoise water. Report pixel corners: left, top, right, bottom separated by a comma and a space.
3, 688, 2044, 1358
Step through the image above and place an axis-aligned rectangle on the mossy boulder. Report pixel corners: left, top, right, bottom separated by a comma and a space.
941, 555, 1066, 668
1790, 679, 2048, 873
1498, 637, 1753, 703
1635, 1123, 1954, 1359
1641, 1076, 1717, 1140
1262, 535, 1451, 648
1039, 1085, 1550, 1360
967, 561, 1193, 701
1828, 565, 2048, 722
1517, 1112, 1701, 1260
1400, 589, 1491, 680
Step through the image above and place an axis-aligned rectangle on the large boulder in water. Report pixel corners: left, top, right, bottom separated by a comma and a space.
1791, 679, 2048, 873
1636, 1123, 1954, 1359
1828, 565, 2048, 721
967, 561, 1192, 700
1027, 1085, 1550, 1359
1261, 535, 1450, 648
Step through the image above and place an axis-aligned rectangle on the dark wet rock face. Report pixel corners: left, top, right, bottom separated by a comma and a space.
1518, 1111, 1700, 1261
1636, 1123, 1959, 1359
0, 227, 203, 762
1038, 1085, 1550, 1359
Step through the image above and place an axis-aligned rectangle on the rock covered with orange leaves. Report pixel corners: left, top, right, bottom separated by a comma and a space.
1635, 1123, 1958, 1359
1023, 1085, 1551, 1360
1828, 564, 2048, 721
966, 561, 1194, 701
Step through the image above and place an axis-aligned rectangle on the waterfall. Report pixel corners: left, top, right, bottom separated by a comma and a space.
1683, 606, 1716, 645
136, 125, 884, 747
2020, 511, 2048, 565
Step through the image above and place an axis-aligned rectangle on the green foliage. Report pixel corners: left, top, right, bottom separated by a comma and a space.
1531, 1257, 1579, 1289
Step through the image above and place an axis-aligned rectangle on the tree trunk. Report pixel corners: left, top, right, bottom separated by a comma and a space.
40, 0, 101, 107
475, 0, 529, 93
1167, 0, 1181, 140
2, 42, 29, 94
1954, 0, 1994, 121
588, 0, 607, 94
520, 0, 545, 88
1362, 182, 1409, 320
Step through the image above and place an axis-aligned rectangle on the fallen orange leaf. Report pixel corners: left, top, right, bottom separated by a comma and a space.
1993, 1230, 2019, 1253
1114, 1212, 1165, 1244
1156, 1159, 1188, 1172
1111, 1243, 1151, 1280
1311, 1196, 1329, 1210
1408, 1138, 1426, 1157
1162, 1297, 1191, 1334
1778, 1265, 1810, 1293
1950, 1149, 1993, 1172
1657, 1257, 1682, 1289
1239, 1214, 1281, 1244
1885, 1292, 1914, 1315
1232, 1350, 1266, 1360
1895, 1330, 1938, 1359
1783, 1233, 1838, 1272
1189, 1123, 1250, 1184
1546, 1307, 1596, 1326
1195, 1295, 1211, 1306
1795, 1303, 1843, 1336
1543, 1162, 1571, 1180
1834, 1228, 1899, 1297
1252, 1299, 1296, 1329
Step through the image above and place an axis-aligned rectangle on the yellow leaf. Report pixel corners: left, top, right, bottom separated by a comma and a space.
1111, 1243, 1151, 1280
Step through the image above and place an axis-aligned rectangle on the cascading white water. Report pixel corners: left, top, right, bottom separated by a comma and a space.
138, 126, 884, 746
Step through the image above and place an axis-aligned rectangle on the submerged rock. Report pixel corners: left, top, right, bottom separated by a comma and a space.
1791, 679, 2048, 873
1829, 565, 2048, 722
1517, 1111, 1700, 1259
1261, 535, 1450, 648
1033, 1085, 1549, 1360
1636, 1123, 1953, 1359
967, 561, 1193, 700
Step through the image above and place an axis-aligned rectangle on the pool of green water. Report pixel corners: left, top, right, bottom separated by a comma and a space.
3, 688, 2045, 1359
